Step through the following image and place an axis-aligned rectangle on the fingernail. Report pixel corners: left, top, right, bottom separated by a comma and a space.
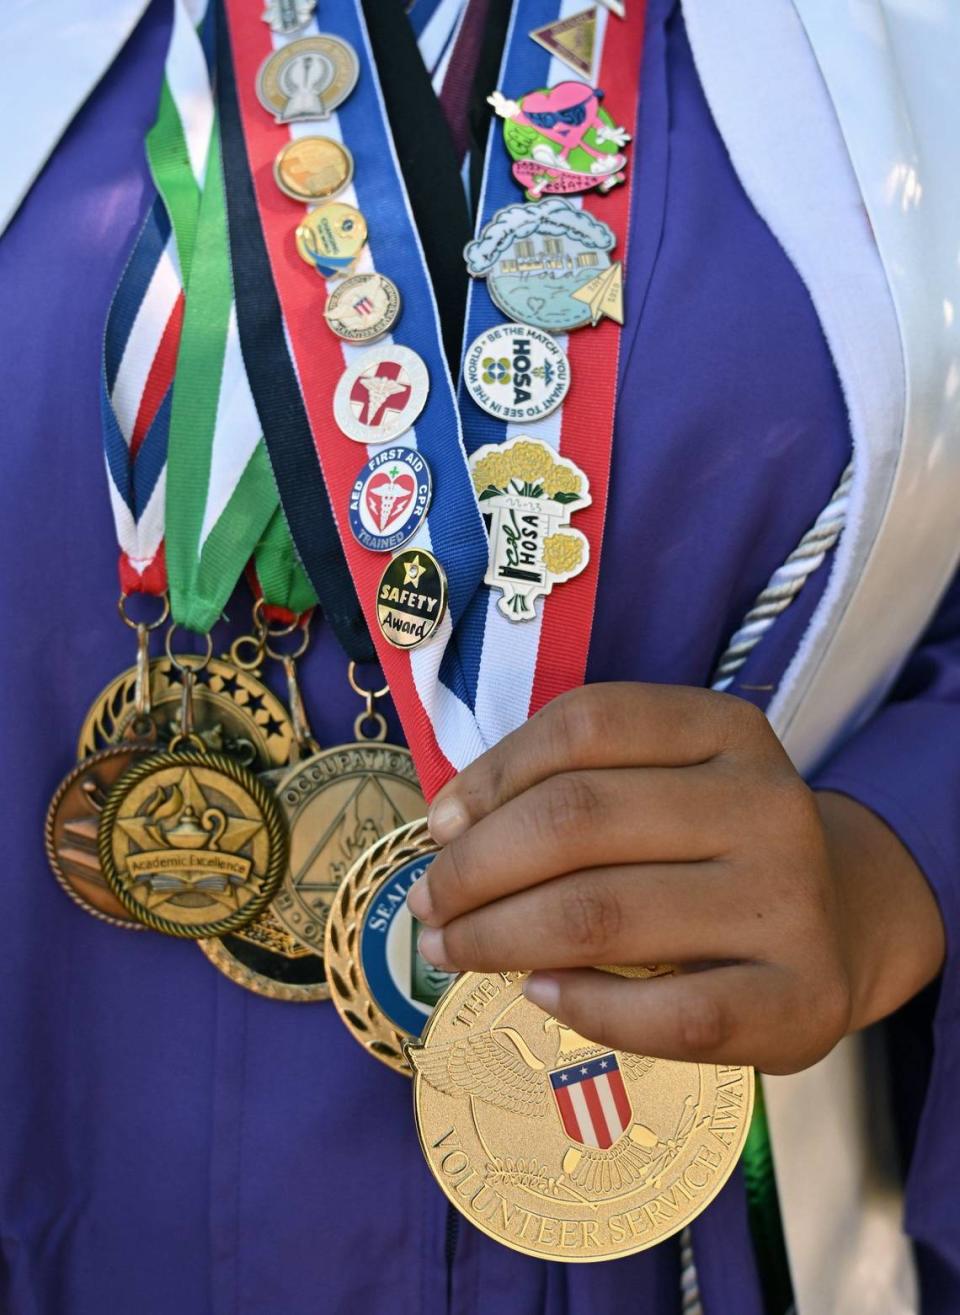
428, 797, 469, 844
418, 928, 453, 970
523, 973, 560, 1014
406, 873, 433, 921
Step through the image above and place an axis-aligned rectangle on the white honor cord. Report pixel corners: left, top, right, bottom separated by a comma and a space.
711, 462, 853, 690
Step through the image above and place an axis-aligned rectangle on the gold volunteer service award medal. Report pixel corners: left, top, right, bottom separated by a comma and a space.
410, 969, 754, 1261
376, 549, 448, 649
274, 137, 354, 202
324, 273, 402, 344
270, 740, 426, 967
296, 202, 368, 280
198, 906, 330, 1002
333, 345, 430, 444
262, 0, 315, 35
45, 743, 157, 929
98, 750, 288, 938
325, 818, 456, 1074
77, 656, 295, 772
256, 36, 359, 123
463, 324, 570, 424
470, 437, 591, 622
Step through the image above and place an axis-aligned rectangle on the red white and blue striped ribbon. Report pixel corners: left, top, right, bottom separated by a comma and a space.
222, 0, 645, 797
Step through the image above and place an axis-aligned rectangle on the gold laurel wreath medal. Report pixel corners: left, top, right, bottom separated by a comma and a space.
409, 969, 754, 1261
326, 818, 460, 1074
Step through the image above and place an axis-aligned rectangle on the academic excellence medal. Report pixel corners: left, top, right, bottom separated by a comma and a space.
410, 969, 753, 1260
98, 747, 287, 939
269, 740, 426, 967
489, 82, 631, 201
325, 819, 455, 1074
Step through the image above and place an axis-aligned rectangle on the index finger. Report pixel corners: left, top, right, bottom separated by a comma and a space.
427, 683, 750, 843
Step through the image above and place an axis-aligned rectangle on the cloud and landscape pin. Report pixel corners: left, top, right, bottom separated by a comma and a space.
463, 323, 570, 424
349, 447, 432, 552
333, 345, 430, 444
488, 83, 630, 201
465, 197, 621, 333
469, 436, 591, 622
256, 36, 359, 123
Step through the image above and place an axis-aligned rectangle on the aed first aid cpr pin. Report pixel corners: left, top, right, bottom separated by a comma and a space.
349, 447, 432, 552
463, 323, 570, 424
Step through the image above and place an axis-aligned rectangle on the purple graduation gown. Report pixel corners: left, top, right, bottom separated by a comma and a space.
2, 1, 957, 1311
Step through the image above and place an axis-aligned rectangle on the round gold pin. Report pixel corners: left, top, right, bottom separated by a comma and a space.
274, 137, 354, 203
295, 201, 368, 280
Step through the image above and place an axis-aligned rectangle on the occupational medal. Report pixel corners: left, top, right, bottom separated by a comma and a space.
464, 198, 618, 333
529, 10, 597, 79
296, 202, 368, 279
376, 549, 448, 649
45, 744, 157, 928
348, 447, 432, 552
463, 323, 570, 424
470, 436, 591, 621
198, 907, 330, 1002
77, 656, 295, 771
489, 83, 631, 201
325, 818, 456, 1074
324, 273, 402, 344
410, 970, 753, 1260
262, 0, 315, 35
274, 137, 354, 202
256, 36, 360, 123
98, 749, 288, 938
333, 345, 430, 444
271, 740, 426, 965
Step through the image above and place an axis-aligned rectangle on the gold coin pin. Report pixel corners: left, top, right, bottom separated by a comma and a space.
274, 137, 354, 203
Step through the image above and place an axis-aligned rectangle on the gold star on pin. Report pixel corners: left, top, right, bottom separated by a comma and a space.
403, 555, 426, 587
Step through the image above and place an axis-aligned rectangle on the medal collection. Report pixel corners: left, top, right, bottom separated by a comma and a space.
45, 0, 752, 1265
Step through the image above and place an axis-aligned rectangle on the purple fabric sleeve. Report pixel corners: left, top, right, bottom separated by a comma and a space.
813, 571, 960, 1305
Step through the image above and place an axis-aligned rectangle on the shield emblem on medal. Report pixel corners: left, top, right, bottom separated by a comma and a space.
550, 1052, 633, 1149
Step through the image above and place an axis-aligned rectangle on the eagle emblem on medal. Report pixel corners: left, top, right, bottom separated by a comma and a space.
410, 970, 753, 1261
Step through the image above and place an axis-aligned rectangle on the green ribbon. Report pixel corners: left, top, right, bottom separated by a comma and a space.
742, 1079, 795, 1313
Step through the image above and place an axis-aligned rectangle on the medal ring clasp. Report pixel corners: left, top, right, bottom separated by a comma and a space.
118, 591, 170, 632
164, 625, 214, 672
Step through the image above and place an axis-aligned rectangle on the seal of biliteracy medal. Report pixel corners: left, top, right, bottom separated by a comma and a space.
324, 273, 402, 344
256, 36, 359, 123
77, 656, 295, 771
45, 743, 157, 928
375, 549, 448, 649
463, 323, 569, 424
348, 446, 432, 552
470, 436, 591, 621
270, 741, 426, 963
410, 970, 753, 1261
464, 198, 618, 333
333, 345, 430, 444
98, 751, 288, 938
325, 818, 457, 1074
